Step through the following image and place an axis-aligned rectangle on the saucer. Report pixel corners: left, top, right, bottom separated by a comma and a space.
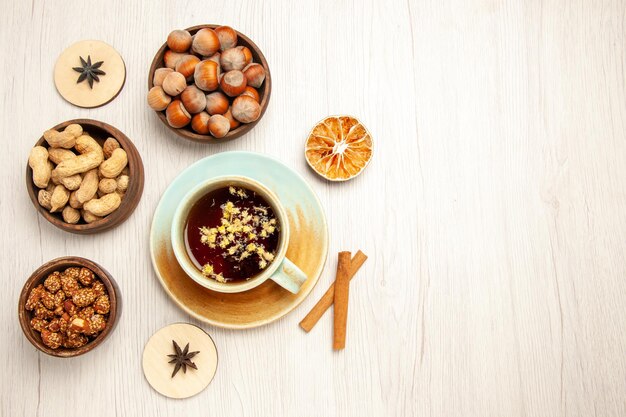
149, 151, 329, 329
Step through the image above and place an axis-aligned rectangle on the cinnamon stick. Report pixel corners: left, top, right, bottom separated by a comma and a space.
299, 250, 367, 333
331, 251, 352, 350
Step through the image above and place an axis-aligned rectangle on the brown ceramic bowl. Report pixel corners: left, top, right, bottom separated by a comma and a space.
18, 257, 120, 358
26, 119, 144, 234
148, 24, 271, 143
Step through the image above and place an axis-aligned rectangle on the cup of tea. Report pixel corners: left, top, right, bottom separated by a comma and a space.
171, 175, 307, 294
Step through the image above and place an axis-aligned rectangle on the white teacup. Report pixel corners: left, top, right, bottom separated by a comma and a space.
171, 175, 307, 294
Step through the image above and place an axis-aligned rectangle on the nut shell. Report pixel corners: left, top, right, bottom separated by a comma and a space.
208, 114, 231, 138
243, 63, 266, 88
165, 100, 192, 128
191, 28, 220, 56
205, 91, 229, 115
147, 86, 171, 111
191, 112, 211, 134
223, 107, 241, 130
231, 95, 261, 123
164, 50, 185, 69
180, 85, 207, 114
215, 26, 238, 51
167, 29, 192, 52
220, 47, 246, 71
220, 70, 247, 97
241, 86, 260, 103
102, 138, 120, 159
153, 68, 174, 86
238, 46, 253, 66
161, 72, 187, 96
175, 55, 200, 80
194, 60, 220, 92
62, 206, 80, 224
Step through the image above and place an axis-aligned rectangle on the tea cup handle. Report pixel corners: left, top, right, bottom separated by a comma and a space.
270, 258, 307, 294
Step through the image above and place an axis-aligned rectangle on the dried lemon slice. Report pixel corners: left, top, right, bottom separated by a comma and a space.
305, 115, 373, 181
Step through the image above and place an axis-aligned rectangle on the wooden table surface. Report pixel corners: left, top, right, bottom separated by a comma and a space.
2, 1, 626, 416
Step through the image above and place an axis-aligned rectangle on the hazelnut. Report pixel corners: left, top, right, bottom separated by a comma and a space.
175, 54, 201, 80
243, 63, 265, 88
208, 114, 231, 138
167, 29, 192, 52
220, 70, 247, 97
194, 60, 220, 92
147, 86, 171, 111
238, 46, 253, 66
223, 107, 241, 130
161, 71, 187, 96
207, 52, 221, 66
205, 91, 229, 115
166, 100, 192, 128
231, 95, 261, 123
191, 112, 211, 134
164, 50, 185, 69
241, 86, 260, 103
153, 67, 174, 86
215, 26, 238, 51
180, 85, 207, 114
220, 47, 246, 71
191, 28, 220, 56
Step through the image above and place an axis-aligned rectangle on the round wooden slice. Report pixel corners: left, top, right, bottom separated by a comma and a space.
54, 40, 126, 108
142, 323, 218, 399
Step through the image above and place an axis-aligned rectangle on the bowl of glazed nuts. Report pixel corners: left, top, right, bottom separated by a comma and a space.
26, 119, 144, 234
147, 24, 271, 143
18, 257, 120, 357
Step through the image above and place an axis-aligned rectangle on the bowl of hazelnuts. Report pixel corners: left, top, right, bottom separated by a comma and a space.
147, 24, 271, 143
18, 257, 120, 357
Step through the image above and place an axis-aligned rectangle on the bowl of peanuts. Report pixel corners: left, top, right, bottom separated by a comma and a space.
26, 119, 144, 234
18, 257, 120, 357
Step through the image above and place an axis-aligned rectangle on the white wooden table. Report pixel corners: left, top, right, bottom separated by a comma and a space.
2, 1, 626, 416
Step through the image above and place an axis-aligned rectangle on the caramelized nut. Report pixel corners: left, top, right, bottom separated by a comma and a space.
72, 288, 97, 307
78, 267, 95, 286
44, 272, 62, 293
41, 329, 62, 349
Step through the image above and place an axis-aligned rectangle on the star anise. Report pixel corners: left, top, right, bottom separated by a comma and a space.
167, 340, 200, 378
72, 55, 106, 89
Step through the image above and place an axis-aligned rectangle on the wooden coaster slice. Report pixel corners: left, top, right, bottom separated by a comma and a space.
54, 40, 126, 108
142, 323, 218, 399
